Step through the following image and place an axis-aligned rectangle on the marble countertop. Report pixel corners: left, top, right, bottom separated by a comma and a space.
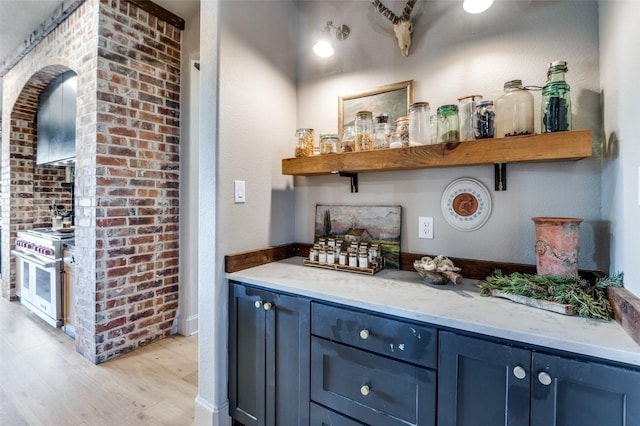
227, 257, 640, 368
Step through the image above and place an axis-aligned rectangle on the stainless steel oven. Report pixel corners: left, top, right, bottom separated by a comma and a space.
12, 229, 74, 327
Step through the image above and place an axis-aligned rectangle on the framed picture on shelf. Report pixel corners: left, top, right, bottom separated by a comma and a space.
338, 80, 414, 138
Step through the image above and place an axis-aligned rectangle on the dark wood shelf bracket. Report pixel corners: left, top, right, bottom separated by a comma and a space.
338, 172, 359, 193
494, 163, 507, 191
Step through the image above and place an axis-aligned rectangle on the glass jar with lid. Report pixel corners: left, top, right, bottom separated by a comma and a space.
494, 80, 534, 138
294, 128, 314, 157
458, 95, 482, 141
474, 100, 495, 139
373, 114, 392, 149
408, 102, 431, 146
437, 104, 460, 143
542, 60, 571, 132
390, 116, 410, 148
354, 111, 374, 151
341, 125, 356, 152
320, 133, 339, 154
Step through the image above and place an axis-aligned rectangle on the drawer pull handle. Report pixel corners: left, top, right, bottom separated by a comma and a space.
360, 385, 370, 396
263, 302, 273, 311
538, 371, 552, 386
254, 301, 263, 309
513, 366, 526, 380
359, 329, 370, 340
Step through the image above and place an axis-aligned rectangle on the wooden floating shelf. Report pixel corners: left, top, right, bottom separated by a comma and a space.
282, 129, 592, 176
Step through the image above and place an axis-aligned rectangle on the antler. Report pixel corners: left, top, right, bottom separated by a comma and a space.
372, 0, 400, 25
401, 0, 417, 21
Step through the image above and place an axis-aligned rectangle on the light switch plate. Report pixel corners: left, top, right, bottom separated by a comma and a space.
234, 180, 245, 203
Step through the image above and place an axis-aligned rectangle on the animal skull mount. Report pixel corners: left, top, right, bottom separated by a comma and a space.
372, 0, 417, 57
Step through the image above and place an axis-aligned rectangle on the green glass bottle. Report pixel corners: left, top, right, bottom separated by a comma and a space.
542, 61, 571, 132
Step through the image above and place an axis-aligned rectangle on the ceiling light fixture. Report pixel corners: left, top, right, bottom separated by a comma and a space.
313, 21, 350, 58
463, 0, 494, 14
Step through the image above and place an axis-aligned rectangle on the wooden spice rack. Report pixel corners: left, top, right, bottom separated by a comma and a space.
303, 258, 385, 276
282, 130, 592, 191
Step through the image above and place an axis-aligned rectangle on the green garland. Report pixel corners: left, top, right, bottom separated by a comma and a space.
479, 271, 624, 320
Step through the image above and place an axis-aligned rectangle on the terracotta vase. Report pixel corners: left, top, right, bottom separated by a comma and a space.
532, 217, 583, 276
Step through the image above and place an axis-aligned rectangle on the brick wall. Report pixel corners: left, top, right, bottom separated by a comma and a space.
1, 0, 181, 363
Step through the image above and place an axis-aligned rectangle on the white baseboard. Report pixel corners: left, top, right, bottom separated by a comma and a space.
177, 313, 199, 335
194, 395, 230, 426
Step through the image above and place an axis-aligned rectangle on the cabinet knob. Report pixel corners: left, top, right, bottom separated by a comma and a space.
538, 371, 552, 386
359, 329, 370, 340
254, 301, 263, 309
263, 302, 273, 311
360, 385, 370, 396
513, 366, 527, 380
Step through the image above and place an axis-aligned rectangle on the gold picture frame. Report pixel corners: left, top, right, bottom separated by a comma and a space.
338, 80, 415, 138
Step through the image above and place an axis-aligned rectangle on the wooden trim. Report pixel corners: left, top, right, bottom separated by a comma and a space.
127, 0, 186, 30
607, 287, 640, 346
225, 244, 604, 284
225, 243, 301, 273
282, 130, 592, 176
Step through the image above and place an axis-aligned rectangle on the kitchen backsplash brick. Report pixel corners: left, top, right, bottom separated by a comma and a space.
1, 0, 182, 364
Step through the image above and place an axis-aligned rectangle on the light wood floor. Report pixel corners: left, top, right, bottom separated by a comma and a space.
0, 296, 198, 425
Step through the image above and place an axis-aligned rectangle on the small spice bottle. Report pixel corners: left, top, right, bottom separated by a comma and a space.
348, 249, 358, 267
318, 249, 327, 264
358, 252, 369, 269
339, 251, 347, 266
437, 105, 460, 143
309, 246, 318, 262
326, 249, 335, 264
474, 100, 495, 139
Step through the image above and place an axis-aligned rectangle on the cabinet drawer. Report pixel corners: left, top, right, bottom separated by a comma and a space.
310, 402, 365, 426
311, 337, 436, 426
311, 302, 437, 368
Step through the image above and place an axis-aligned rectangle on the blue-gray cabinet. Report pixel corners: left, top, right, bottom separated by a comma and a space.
229, 282, 640, 426
229, 282, 310, 426
438, 331, 640, 426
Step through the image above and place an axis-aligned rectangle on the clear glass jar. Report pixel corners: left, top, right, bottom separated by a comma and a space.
341, 125, 356, 152
474, 100, 495, 139
358, 252, 369, 269
458, 95, 482, 141
408, 102, 431, 146
348, 249, 358, 267
354, 111, 374, 151
494, 80, 534, 138
437, 104, 460, 143
318, 249, 327, 264
542, 61, 571, 133
294, 128, 314, 157
390, 116, 409, 148
373, 114, 392, 149
320, 133, 339, 154
429, 114, 438, 144
338, 251, 347, 266
326, 249, 335, 264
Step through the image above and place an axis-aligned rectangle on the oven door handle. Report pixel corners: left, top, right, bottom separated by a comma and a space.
11, 250, 57, 269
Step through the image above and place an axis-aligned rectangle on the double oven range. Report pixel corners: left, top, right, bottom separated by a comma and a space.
11, 228, 74, 327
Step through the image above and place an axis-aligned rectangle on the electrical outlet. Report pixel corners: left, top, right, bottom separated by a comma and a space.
418, 216, 433, 239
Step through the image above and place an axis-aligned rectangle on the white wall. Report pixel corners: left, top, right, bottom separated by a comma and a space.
599, 0, 640, 296
178, 4, 201, 336
295, 0, 605, 271
195, 1, 297, 424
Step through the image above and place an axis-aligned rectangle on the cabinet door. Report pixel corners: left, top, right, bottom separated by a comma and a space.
268, 290, 310, 426
531, 352, 640, 426
229, 283, 310, 426
229, 283, 267, 426
438, 331, 531, 426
